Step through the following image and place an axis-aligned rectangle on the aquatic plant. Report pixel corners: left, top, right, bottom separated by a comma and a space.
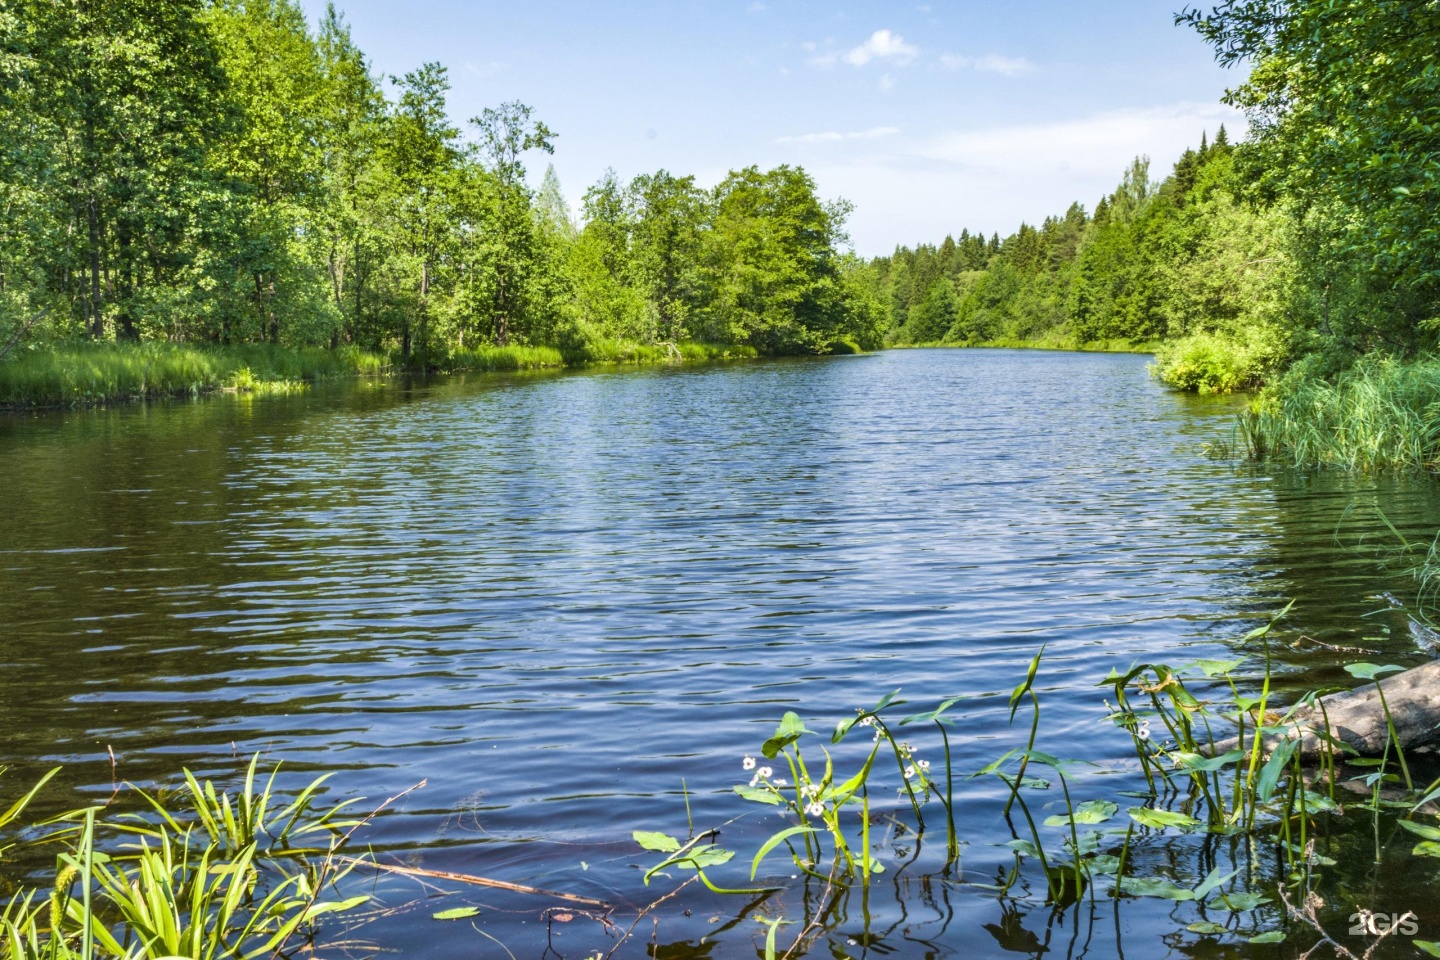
0, 756, 384, 960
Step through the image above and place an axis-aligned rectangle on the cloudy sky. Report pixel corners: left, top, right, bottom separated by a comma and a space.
296, 0, 1246, 256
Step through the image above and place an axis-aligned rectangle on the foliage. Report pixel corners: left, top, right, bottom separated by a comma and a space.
0, 3, 872, 367
0, 756, 373, 960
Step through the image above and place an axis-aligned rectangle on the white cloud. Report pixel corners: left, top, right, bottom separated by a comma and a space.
940, 53, 1036, 76
844, 30, 918, 67
974, 54, 1035, 76
803, 102, 1245, 256
776, 126, 900, 144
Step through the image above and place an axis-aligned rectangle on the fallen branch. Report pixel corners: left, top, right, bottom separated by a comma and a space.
345, 857, 611, 908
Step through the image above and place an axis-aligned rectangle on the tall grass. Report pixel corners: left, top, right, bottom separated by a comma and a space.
0, 755, 381, 960
1235, 354, 1440, 470
0, 342, 387, 409
0, 339, 764, 409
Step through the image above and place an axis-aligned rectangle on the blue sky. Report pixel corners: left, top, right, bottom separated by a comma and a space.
297, 1, 1246, 256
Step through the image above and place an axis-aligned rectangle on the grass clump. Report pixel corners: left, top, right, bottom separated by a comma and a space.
0, 342, 388, 409
440, 344, 565, 373
0, 755, 384, 960
1231, 354, 1440, 469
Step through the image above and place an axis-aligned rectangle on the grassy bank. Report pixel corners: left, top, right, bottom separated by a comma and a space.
1227, 354, 1440, 470
896, 334, 1160, 354
0, 342, 389, 409
0, 340, 766, 410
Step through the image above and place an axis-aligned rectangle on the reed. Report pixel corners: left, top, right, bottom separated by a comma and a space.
1235, 354, 1440, 470
0, 342, 387, 409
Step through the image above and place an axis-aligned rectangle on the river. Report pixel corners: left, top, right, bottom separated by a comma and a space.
3, 348, 1438, 957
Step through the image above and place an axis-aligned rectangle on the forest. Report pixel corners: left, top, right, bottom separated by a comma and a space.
868, 0, 1440, 407
0, 0, 882, 385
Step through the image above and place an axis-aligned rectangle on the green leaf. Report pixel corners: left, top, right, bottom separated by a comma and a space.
682, 846, 735, 870
1209, 891, 1272, 912
1188, 658, 1246, 678
1085, 854, 1121, 876
1129, 807, 1201, 830
1398, 819, 1440, 841
1044, 800, 1117, 827
1004, 838, 1040, 858
1344, 662, 1405, 681
1256, 739, 1300, 803
432, 906, 481, 921
1412, 840, 1440, 858
1118, 876, 1194, 900
1174, 750, 1246, 773
1009, 646, 1045, 721
900, 696, 966, 726
1193, 867, 1238, 901
751, 826, 817, 880
633, 830, 681, 853
304, 895, 370, 920
733, 785, 782, 805
1187, 921, 1227, 935
763, 711, 811, 758
1415, 941, 1440, 958
1249, 931, 1286, 944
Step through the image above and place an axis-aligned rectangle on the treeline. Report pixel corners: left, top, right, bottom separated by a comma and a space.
864, 129, 1292, 389
866, 0, 1440, 395
0, 0, 879, 362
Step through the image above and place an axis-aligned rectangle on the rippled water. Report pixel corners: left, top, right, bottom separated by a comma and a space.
3, 349, 1440, 957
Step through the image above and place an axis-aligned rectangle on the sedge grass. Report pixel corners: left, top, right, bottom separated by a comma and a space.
1235, 354, 1440, 470
0, 342, 388, 409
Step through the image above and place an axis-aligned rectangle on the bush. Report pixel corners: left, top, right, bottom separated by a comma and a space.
1152, 330, 1280, 393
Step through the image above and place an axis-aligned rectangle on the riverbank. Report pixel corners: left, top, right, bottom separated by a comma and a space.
893, 335, 1159, 354
0, 340, 761, 410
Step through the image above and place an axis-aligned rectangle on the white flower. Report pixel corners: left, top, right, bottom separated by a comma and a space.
917, 759, 930, 771
805, 802, 825, 817
749, 775, 760, 787
859, 715, 875, 727
1137, 722, 1151, 742
803, 784, 820, 798
758, 766, 773, 779
773, 778, 788, 787
743, 756, 756, 771
904, 765, 916, 780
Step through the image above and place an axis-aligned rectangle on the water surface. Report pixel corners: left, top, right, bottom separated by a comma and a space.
3, 349, 1438, 957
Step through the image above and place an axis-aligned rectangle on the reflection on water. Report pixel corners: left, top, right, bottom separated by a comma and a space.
2, 349, 1438, 956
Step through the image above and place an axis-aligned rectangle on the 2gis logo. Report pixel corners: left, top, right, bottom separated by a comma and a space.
1348, 910, 1418, 937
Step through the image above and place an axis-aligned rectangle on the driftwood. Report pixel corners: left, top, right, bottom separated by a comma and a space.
1208, 659, 1440, 758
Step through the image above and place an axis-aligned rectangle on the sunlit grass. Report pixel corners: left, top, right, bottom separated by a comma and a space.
1235, 354, 1440, 470
0, 342, 388, 408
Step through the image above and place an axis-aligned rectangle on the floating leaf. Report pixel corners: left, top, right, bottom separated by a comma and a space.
1415, 941, 1440, 958
1085, 854, 1121, 876
633, 830, 681, 853
1187, 921, 1227, 935
1045, 800, 1117, 827
1129, 807, 1201, 830
1193, 866, 1238, 901
432, 906, 481, 921
1118, 876, 1194, 900
1249, 931, 1286, 944
1209, 891, 1272, 912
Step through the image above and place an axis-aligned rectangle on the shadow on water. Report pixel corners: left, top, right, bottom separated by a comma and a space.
2, 349, 1439, 956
